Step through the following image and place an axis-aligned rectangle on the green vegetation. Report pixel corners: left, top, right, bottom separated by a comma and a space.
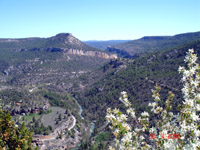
95, 132, 110, 143
74, 40, 200, 149
79, 139, 107, 150
0, 101, 35, 149
0, 89, 31, 104
78, 40, 200, 133
28, 119, 53, 135
23, 114, 41, 122
0, 89, 47, 116
108, 31, 200, 56
40, 91, 78, 111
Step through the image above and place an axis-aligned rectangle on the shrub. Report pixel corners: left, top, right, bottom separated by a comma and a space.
0, 101, 35, 150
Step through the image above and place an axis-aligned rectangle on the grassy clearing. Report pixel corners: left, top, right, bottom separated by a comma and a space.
40, 106, 68, 129
23, 113, 41, 122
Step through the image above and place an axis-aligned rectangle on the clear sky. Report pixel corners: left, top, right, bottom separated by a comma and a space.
0, 0, 200, 40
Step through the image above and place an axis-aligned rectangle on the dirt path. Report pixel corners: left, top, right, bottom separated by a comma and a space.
68, 115, 76, 130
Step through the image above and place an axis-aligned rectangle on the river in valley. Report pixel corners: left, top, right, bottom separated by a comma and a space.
74, 97, 95, 136
73, 98, 96, 149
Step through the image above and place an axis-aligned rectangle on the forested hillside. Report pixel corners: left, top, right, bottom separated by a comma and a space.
107, 31, 200, 56
76, 40, 200, 149
79, 40, 200, 128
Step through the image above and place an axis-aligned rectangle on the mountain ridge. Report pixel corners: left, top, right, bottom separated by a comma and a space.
0, 33, 117, 59
0, 33, 91, 51
107, 31, 200, 57
83, 40, 130, 50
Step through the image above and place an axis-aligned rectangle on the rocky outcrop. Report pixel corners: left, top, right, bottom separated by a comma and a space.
107, 46, 131, 58
50, 33, 85, 48
67, 49, 117, 59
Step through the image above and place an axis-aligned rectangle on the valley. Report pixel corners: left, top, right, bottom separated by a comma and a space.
0, 33, 118, 149
0, 31, 200, 149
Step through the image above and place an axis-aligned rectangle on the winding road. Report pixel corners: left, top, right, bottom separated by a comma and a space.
34, 115, 76, 142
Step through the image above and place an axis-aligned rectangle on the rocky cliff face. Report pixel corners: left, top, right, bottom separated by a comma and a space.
67, 49, 117, 59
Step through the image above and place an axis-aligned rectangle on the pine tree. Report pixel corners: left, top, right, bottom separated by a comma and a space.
0, 100, 35, 149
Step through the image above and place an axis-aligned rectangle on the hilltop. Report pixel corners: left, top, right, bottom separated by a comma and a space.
107, 31, 200, 57
0, 33, 94, 51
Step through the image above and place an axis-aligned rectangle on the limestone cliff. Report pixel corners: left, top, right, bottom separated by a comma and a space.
67, 49, 117, 59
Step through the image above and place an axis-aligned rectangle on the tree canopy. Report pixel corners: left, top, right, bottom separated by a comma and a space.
0, 100, 35, 150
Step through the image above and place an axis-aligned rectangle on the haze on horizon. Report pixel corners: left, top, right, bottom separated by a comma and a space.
0, 0, 200, 41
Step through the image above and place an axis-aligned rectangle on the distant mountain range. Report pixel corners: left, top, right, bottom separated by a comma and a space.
83, 40, 130, 50
107, 31, 200, 57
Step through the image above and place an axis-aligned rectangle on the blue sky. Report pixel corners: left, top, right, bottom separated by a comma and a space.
0, 0, 200, 40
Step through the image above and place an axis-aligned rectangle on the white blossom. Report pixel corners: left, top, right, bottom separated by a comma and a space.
141, 111, 149, 117
191, 112, 199, 121
196, 104, 200, 111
